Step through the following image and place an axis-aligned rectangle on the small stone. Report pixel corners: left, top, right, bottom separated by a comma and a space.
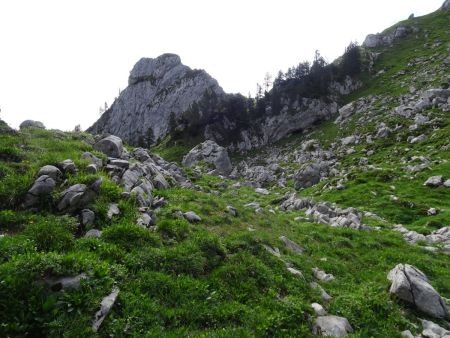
313, 315, 353, 337
107, 203, 120, 219
81, 209, 95, 226
427, 208, 437, 216
85, 164, 98, 174
255, 188, 269, 195
245, 202, 260, 209
311, 303, 327, 316
424, 176, 443, 187
183, 211, 201, 222
287, 267, 304, 278
59, 159, 77, 174
313, 267, 335, 282
85, 229, 102, 238
108, 159, 129, 169
92, 287, 119, 332
263, 244, 281, 257
279, 235, 304, 254
226, 205, 238, 217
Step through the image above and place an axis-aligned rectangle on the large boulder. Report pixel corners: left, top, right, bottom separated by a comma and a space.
57, 178, 102, 213
37, 165, 63, 182
294, 163, 322, 189
0, 118, 15, 134
94, 135, 123, 158
387, 264, 448, 318
19, 120, 45, 130
23, 175, 56, 208
182, 140, 232, 175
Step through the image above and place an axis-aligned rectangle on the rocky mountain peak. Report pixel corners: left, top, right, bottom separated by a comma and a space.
128, 53, 183, 85
88, 53, 224, 145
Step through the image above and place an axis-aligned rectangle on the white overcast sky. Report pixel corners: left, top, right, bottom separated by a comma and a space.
0, 0, 444, 131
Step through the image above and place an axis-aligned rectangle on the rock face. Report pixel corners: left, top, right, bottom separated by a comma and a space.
231, 98, 338, 151
19, 120, 45, 130
363, 25, 412, 48
387, 264, 448, 318
182, 140, 232, 175
0, 118, 15, 133
442, 0, 450, 10
88, 54, 224, 144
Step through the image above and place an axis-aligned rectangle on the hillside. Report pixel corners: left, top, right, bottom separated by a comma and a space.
1, 4, 450, 338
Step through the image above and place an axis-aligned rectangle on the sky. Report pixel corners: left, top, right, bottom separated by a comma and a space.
0, 0, 444, 131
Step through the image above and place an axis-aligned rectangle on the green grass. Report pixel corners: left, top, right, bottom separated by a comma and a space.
0, 7, 450, 338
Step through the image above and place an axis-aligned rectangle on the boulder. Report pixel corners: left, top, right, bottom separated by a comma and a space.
80, 209, 95, 226
59, 159, 77, 174
85, 164, 98, 174
421, 319, 450, 337
183, 211, 201, 223
294, 163, 321, 189
132, 148, 151, 162
311, 303, 327, 316
85, 229, 102, 238
310, 282, 333, 302
226, 205, 238, 217
313, 315, 353, 337
81, 152, 103, 168
153, 173, 170, 189
23, 175, 56, 208
0, 118, 15, 134
57, 178, 102, 213
37, 165, 63, 182
182, 140, 232, 175
255, 188, 269, 195
44, 273, 87, 292
94, 135, 123, 158
108, 159, 129, 169
19, 120, 45, 130
313, 267, 335, 282
92, 287, 119, 332
424, 176, 443, 187
279, 236, 304, 254
387, 264, 448, 318
107, 203, 120, 219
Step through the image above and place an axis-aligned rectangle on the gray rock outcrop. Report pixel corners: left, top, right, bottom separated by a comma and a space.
19, 120, 45, 130
182, 140, 232, 175
387, 264, 448, 318
363, 25, 411, 48
0, 118, 15, 133
88, 54, 224, 144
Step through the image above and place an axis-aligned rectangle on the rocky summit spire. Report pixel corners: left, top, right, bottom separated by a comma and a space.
88, 53, 224, 145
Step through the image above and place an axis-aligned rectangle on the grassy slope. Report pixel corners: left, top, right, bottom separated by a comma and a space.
0, 8, 449, 338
